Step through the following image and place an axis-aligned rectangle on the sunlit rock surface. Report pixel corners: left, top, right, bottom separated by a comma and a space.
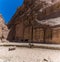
0, 14, 9, 42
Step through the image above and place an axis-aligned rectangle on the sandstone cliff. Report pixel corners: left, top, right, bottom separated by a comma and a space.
0, 14, 9, 42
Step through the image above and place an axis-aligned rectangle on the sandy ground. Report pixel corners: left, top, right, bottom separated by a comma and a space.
0, 46, 60, 62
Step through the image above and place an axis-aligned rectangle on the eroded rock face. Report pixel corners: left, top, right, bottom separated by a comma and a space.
0, 15, 9, 42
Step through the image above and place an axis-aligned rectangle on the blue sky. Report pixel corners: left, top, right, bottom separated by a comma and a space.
0, 0, 24, 23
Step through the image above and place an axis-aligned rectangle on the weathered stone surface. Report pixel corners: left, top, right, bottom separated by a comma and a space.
2, 26, 9, 39
7, 0, 60, 44
2, 39, 9, 43
0, 14, 9, 42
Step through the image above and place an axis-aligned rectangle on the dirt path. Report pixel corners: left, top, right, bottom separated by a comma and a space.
0, 46, 59, 62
